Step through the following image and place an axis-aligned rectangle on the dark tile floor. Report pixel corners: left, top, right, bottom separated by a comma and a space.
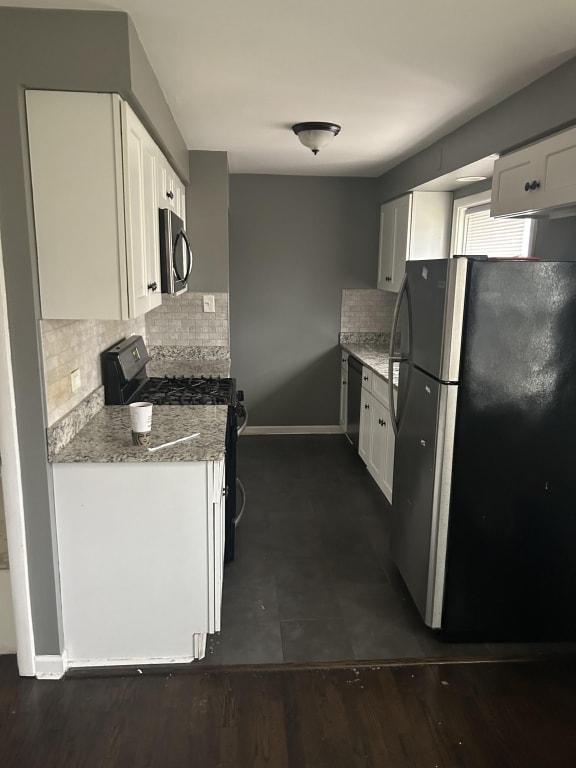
200, 434, 576, 666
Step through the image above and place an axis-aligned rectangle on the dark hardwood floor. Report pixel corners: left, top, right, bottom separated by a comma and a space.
2, 653, 576, 767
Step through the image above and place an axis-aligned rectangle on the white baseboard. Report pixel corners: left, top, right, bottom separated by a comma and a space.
66, 654, 199, 669
35, 651, 68, 679
243, 425, 344, 435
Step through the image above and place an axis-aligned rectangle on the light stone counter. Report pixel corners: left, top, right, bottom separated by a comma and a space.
147, 345, 230, 378
341, 342, 399, 386
50, 405, 227, 463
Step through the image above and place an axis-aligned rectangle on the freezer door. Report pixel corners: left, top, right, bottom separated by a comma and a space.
391, 365, 457, 627
405, 258, 468, 382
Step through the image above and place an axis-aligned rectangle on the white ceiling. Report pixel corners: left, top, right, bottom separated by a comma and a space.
4, 0, 576, 177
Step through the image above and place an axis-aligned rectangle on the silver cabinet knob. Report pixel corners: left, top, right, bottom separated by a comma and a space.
420, 439, 426, 447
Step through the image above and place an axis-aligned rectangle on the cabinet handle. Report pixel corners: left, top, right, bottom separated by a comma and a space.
524, 180, 541, 192
147, 282, 158, 292
420, 439, 426, 447
364, 403, 370, 409
363, 376, 369, 381
166, 190, 174, 200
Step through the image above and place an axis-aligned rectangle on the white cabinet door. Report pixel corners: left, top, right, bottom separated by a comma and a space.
158, 152, 186, 222
377, 192, 450, 293
359, 388, 371, 464
490, 146, 539, 217
367, 397, 388, 490
491, 125, 576, 217
357, 370, 395, 503
378, 195, 410, 293
27, 90, 163, 320
122, 102, 162, 316
53, 461, 219, 666
377, 199, 396, 290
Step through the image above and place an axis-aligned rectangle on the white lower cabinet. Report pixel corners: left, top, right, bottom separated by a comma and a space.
358, 370, 395, 503
52, 459, 225, 668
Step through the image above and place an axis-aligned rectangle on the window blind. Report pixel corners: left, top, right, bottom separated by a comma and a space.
462, 203, 532, 258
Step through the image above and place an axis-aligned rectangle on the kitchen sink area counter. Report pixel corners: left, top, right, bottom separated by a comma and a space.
50, 405, 228, 464
340, 341, 398, 387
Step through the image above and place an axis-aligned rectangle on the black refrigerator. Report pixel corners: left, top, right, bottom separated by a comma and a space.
388, 256, 576, 641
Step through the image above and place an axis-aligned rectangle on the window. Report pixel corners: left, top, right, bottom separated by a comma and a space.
451, 192, 535, 258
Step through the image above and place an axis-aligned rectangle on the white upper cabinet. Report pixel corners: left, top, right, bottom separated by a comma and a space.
491, 124, 576, 217
26, 90, 172, 320
158, 151, 186, 222
377, 191, 451, 293
122, 101, 162, 317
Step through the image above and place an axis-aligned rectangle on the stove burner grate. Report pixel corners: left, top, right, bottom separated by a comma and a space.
138, 376, 236, 406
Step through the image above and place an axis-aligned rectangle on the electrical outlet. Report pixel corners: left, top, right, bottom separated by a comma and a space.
203, 294, 215, 313
70, 368, 81, 393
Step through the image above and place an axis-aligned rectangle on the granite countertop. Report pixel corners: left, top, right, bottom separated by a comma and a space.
146, 360, 231, 378
147, 345, 231, 378
341, 342, 398, 386
51, 405, 228, 463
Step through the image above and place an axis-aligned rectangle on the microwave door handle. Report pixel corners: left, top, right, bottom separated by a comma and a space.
172, 231, 190, 283
182, 231, 193, 282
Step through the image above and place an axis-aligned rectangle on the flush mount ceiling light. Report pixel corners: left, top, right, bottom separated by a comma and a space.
292, 122, 341, 155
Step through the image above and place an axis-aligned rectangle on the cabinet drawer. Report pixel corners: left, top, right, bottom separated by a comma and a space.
361, 367, 372, 391
372, 373, 390, 407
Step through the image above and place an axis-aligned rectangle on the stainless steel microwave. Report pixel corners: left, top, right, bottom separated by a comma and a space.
158, 208, 192, 295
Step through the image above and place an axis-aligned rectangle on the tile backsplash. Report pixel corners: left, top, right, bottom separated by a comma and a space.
145, 292, 229, 347
341, 289, 397, 333
40, 316, 146, 426
41, 292, 231, 427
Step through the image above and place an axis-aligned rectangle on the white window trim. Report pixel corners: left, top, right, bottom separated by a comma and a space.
450, 191, 537, 257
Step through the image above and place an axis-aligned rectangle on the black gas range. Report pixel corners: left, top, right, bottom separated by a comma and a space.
102, 335, 244, 563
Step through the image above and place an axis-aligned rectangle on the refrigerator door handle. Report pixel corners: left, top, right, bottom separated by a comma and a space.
389, 272, 409, 436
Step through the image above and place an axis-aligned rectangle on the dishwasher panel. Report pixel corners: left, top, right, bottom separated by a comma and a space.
346, 355, 362, 449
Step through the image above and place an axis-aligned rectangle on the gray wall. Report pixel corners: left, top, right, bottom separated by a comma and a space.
229, 175, 379, 426
0, 8, 187, 656
127, 20, 189, 179
379, 56, 576, 202
533, 218, 576, 260
187, 151, 229, 292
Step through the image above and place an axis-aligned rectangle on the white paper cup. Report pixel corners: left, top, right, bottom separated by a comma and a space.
129, 402, 153, 445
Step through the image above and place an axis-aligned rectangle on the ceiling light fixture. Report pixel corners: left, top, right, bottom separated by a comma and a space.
292, 122, 341, 155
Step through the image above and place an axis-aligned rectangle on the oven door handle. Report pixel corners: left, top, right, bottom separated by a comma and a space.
237, 403, 248, 436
